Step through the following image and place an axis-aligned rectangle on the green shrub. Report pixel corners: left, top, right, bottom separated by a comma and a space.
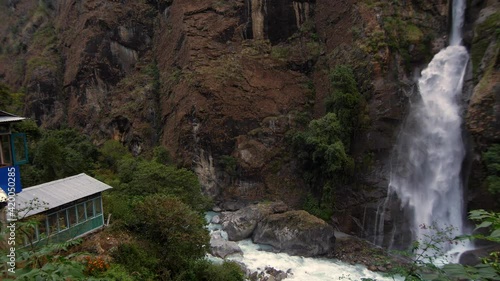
99, 140, 132, 170
325, 65, 365, 149
99, 264, 135, 281
29, 129, 98, 183
135, 195, 210, 274
153, 146, 172, 165
483, 144, 500, 195
111, 243, 158, 280
220, 155, 238, 176
118, 160, 210, 211
180, 260, 245, 281
302, 193, 333, 221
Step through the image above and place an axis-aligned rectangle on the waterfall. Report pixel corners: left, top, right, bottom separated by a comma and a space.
381, 0, 470, 255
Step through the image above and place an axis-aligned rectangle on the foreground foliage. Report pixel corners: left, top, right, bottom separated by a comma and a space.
382, 210, 500, 281
483, 144, 500, 196
1, 128, 242, 280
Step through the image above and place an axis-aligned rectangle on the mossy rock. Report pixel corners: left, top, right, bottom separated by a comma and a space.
405, 24, 424, 44
471, 12, 499, 80
252, 210, 335, 256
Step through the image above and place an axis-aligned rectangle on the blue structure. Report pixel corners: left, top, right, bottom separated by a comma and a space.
0, 110, 28, 201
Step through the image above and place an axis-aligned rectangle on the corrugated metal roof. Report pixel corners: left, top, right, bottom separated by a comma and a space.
0, 110, 26, 123
0, 116, 26, 123
15, 173, 113, 218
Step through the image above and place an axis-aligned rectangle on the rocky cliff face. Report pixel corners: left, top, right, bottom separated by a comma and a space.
464, 0, 499, 211
1, 0, 497, 240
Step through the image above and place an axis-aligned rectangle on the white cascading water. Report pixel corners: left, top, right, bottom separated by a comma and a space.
205, 212, 397, 281
383, 0, 470, 258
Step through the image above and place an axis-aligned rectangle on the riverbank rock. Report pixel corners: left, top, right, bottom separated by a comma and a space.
248, 266, 290, 281
252, 210, 335, 257
209, 230, 243, 258
221, 201, 288, 241
459, 244, 500, 266
332, 231, 407, 272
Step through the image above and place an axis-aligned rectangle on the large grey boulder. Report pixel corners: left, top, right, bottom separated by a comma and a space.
252, 210, 335, 257
210, 230, 243, 258
220, 201, 288, 241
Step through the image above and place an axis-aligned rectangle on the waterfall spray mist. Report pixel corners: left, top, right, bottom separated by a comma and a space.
379, 0, 470, 258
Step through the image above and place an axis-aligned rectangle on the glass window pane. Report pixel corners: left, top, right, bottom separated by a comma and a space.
58, 210, 68, 231
77, 203, 86, 223
12, 133, 28, 165
86, 200, 94, 218
0, 135, 11, 166
94, 198, 102, 215
47, 213, 58, 235
68, 207, 77, 226
38, 218, 47, 240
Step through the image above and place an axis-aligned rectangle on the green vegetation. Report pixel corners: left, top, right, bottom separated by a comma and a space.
356, 5, 433, 71
379, 210, 500, 281
25, 56, 60, 78
482, 144, 500, 195
1, 127, 243, 280
23, 129, 99, 186
220, 155, 238, 177
302, 193, 333, 221
325, 65, 367, 149
292, 65, 365, 217
136, 195, 209, 273
470, 12, 499, 80
271, 46, 290, 60
0, 83, 25, 114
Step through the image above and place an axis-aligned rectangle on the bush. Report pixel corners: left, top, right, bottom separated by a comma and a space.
180, 260, 245, 281
99, 264, 135, 281
111, 242, 158, 280
292, 113, 352, 177
135, 195, 210, 274
483, 144, 500, 195
302, 193, 333, 221
99, 140, 132, 170
325, 65, 365, 149
118, 159, 210, 211
153, 146, 172, 165
31, 129, 98, 183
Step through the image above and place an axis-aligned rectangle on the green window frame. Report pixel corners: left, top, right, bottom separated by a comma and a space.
30, 195, 105, 243
11, 133, 28, 165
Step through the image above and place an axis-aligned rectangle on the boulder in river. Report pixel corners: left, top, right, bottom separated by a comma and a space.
252, 210, 335, 257
210, 230, 243, 258
221, 201, 288, 241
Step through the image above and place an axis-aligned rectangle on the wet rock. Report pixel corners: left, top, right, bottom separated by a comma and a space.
211, 215, 221, 224
459, 244, 500, 266
209, 230, 242, 258
252, 210, 335, 257
248, 266, 289, 281
221, 201, 289, 241
221, 201, 248, 211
